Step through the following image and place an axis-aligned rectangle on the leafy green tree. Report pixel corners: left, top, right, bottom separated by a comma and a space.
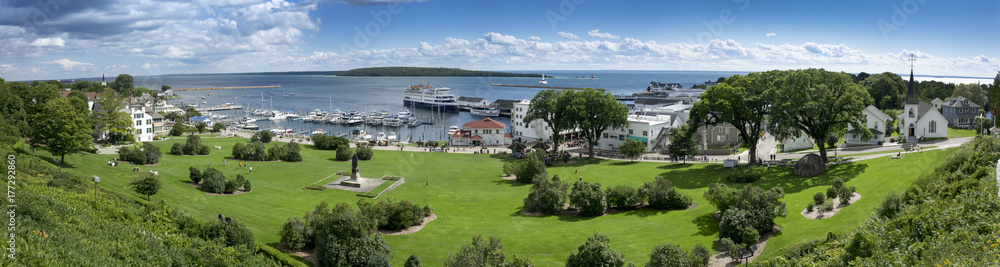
112, 74, 134, 94
619, 139, 645, 161
562, 88, 629, 158
356, 146, 373, 160
169, 124, 185, 136
92, 93, 135, 143
212, 123, 225, 132
987, 71, 1000, 117
161, 84, 171, 91
129, 172, 161, 201
444, 235, 509, 267
642, 176, 692, 209
201, 168, 227, 194
666, 124, 699, 163
189, 166, 202, 183
196, 122, 208, 133
314, 208, 392, 267
514, 150, 547, 183
30, 98, 94, 166
768, 69, 873, 163
184, 108, 201, 121
605, 185, 642, 209
523, 89, 569, 154
690, 72, 775, 164
251, 130, 273, 143
851, 72, 870, 83
523, 175, 569, 215
645, 244, 691, 267
704, 183, 786, 243
569, 181, 607, 216
0, 81, 28, 145
335, 146, 352, 161
917, 80, 955, 103
566, 232, 629, 267
862, 72, 906, 110
313, 134, 350, 150
405, 254, 422, 267
952, 83, 988, 110
280, 218, 309, 251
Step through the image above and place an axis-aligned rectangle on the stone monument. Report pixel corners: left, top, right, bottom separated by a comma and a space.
341, 153, 363, 187
793, 153, 825, 177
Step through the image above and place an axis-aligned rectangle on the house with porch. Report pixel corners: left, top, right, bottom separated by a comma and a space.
846, 105, 892, 146
449, 118, 512, 146
941, 96, 981, 129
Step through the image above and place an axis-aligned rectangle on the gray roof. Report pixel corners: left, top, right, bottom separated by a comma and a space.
847, 128, 884, 136
917, 102, 934, 118
492, 99, 518, 110
458, 96, 486, 102
943, 96, 981, 108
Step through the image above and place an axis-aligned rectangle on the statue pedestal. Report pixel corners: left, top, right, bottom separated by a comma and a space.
341, 172, 362, 187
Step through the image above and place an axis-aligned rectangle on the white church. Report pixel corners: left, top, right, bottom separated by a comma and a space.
897, 67, 947, 142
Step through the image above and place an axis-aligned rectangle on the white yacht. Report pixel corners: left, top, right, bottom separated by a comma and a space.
387, 132, 397, 141
470, 105, 500, 117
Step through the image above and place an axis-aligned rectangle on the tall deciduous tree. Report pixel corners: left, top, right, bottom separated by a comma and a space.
566, 232, 630, 267
523, 89, 569, 154
862, 72, 906, 110
618, 139, 645, 161
769, 69, 873, 163
129, 172, 162, 201
690, 72, 774, 164
666, 124, 699, 163
31, 98, 94, 166
563, 88, 628, 158
112, 73, 134, 94
0, 80, 28, 145
93, 93, 135, 143
988, 71, 1000, 118
952, 83, 988, 110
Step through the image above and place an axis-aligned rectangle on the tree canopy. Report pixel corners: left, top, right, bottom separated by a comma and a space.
562, 88, 629, 158
618, 139, 645, 161
862, 72, 906, 110
93, 93, 135, 143
666, 124, 699, 163
768, 68, 873, 162
523, 89, 569, 154
129, 172, 162, 201
952, 83, 988, 110
690, 72, 775, 164
30, 97, 94, 166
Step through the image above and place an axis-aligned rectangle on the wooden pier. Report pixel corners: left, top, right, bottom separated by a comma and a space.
174, 85, 281, 91
490, 84, 602, 90
195, 104, 242, 112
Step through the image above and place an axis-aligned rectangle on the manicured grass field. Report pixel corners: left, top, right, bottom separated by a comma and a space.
947, 127, 977, 139
51, 136, 956, 266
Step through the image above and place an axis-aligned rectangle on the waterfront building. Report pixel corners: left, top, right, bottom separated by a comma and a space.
449, 118, 512, 146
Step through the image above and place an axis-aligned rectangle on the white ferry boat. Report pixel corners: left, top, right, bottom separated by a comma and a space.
469, 105, 500, 117
403, 84, 459, 112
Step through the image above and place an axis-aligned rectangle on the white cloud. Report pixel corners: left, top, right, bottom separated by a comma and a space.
975, 55, 990, 62
765, 33, 776, 37
141, 62, 157, 69
588, 29, 620, 40
557, 31, 579, 39
51, 59, 94, 71
31, 37, 66, 47
528, 36, 541, 41
0, 64, 14, 73
324, 0, 427, 5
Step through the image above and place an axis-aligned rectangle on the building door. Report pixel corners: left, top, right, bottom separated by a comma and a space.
908, 124, 915, 136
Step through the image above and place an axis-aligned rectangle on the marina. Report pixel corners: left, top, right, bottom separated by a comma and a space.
173, 85, 281, 91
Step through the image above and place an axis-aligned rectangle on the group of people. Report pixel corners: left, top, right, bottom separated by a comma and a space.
107, 158, 118, 166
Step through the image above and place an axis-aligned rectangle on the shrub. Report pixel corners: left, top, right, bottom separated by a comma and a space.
806, 202, 814, 212
201, 168, 227, 194
644, 176, 692, 209
566, 233, 628, 267
169, 124, 185, 136
741, 227, 760, 247
188, 167, 202, 183
357, 199, 429, 231
569, 181, 607, 217
304, 184, 326, 191
129, 172, 161, 201
142, 142, 161, 164
171, 143, 183, 155
515, 151, 547, 183
646, 244, 690, 267
875, 191, 905, 219
335, 146, 352, 161
605, 185, 642, 209
356, 146, 373, 160
280, 218, 309, 251
444, 236, 520, 267
718, 237, 736, 257
267, 145, 281, 161
813, 192, 826, 204
690, 244, 710, 266
405, 254, 422, 267
211, 123, 225, 132
820, 199, 834, 212
726, 166, 762, 183
313, 134, 350, 150
251, 130, 273, 143
826, 186, 838, 200
831, 177, 844, 189
281, 142, 302, 162
837, 185, 856, 205
502, 161, 520, 176
231, 142, 244, 159
523, 175, 569, 215
705, 183, 786, 243
243, 179, 252, 191
198, 144, 210, 155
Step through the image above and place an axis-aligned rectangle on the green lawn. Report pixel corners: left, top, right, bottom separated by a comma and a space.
947, 127, 977, 139
50, 136, 957, 266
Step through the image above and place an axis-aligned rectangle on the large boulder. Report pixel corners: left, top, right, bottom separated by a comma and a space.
794, 153, 826, 177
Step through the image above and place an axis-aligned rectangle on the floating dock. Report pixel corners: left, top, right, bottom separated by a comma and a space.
174, 85, 281, 91
490, 84, 602, 90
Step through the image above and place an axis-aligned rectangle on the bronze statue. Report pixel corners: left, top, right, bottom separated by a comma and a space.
351, 153, 359, 174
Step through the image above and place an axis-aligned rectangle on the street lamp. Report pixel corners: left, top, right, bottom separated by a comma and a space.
91, 175, 100, 206
218, 214, 232, 245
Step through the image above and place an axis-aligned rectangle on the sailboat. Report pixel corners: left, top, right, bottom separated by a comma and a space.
538, 74, 548, 84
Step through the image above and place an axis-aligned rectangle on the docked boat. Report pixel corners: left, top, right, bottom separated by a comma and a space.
365, 117, 382, 126
469, 105, 500, 117
345, 115, 363, 125
447, 125, 459, 135
241, 123, 259, 130
397, 108, 413, 120
376, 132, 387, 141
311, 128, 325, 135
539, 74, 548, 84
387, 132, 397, 141
403, 84, 459, 112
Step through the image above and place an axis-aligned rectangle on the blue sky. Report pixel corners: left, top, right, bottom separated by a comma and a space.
1, 0, 998, 81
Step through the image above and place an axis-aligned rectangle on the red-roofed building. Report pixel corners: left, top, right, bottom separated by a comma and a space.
449, 118, 512, 146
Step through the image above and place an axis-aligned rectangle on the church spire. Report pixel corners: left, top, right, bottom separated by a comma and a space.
906, 55, 918, 105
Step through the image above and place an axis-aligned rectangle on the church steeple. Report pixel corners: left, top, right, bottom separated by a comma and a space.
906, 55, 918, 105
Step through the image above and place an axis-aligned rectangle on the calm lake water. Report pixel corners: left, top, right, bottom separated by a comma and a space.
92, 70, 750, 141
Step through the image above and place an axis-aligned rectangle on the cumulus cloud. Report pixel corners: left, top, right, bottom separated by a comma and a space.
765, 32, 776, 37
0, 64, 13, 73
324, 0, 427, 5
557, 31, 579, 39
31, 37, 65, 47
975, 55, 990, 62
51, 59, 93, 71
588, 29, 620, 40
528, 36, 541, 41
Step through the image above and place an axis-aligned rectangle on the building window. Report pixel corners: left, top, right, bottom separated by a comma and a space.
929, 120, 937, 133
643, 131, 647, 136
908, 109, 915, 118
147, 119, 151, 124
628, 129, 633, 135
874, 122, 878, 130
136, 120, 142, 126
137, 129, 142, 134
603, 133, 608, 138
